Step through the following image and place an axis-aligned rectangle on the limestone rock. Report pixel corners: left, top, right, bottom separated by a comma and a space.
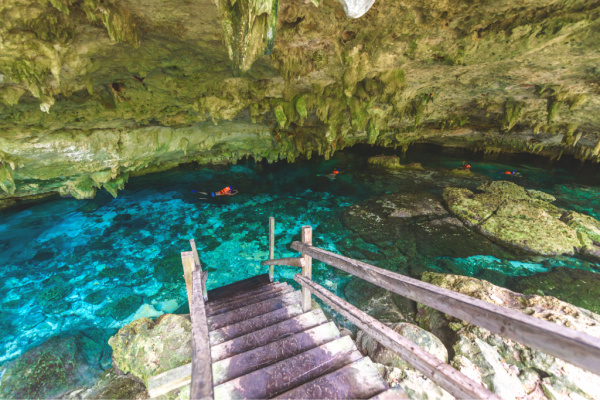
444, 181, 595, 257
64, 369, 148, 400
356, 322, 448, 370
367, 155, 403, 169
419, 272, 600, 400
0, 334, 105, 399
109, 314, 192, 386
344, 277, 415, 323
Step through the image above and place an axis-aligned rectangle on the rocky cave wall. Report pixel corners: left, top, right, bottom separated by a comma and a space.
1, 0, 600, 203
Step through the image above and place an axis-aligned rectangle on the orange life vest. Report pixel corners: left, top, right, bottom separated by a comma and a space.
218, 187, 232, 195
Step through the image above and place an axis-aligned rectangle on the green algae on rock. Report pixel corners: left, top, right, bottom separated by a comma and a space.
444, 181, 600, 258
64, 369, 148, 400
109, 314, 192, 386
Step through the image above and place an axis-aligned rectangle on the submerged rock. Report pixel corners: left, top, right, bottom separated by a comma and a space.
444, 181, 600, 259
419, 272, 600, 400
0, 334, 106, 399
109, 314, 192, 386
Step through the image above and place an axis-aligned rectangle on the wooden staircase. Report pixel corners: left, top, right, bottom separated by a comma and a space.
203, 273, 400, 399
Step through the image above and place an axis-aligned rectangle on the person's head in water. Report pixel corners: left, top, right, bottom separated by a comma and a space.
332, 168, 339, 175
462, 161, 472, 169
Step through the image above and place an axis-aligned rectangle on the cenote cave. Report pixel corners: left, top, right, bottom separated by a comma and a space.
1, 0, 600, 398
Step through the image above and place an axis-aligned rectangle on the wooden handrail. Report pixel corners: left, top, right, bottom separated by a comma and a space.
261, 257, 305, 268
183, 252, 214, 400
268, 217, 275, 282
295, 275, 501, 400
291, 241, 600, 376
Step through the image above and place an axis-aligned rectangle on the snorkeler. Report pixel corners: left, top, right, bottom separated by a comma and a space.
462, 161, 472, 170
317, 168, 340, 180
193, 186, 238, 200
501, 170, 518, 176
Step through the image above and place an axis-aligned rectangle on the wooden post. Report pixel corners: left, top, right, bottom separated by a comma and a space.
301, 225, 312, 312
181, 251, 195, 309
268, 217, 275, 282
190, 239, 207, 301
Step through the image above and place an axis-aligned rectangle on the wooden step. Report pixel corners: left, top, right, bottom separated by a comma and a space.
275, 357, 388, 399
206, 282, 290, 310
211, 309, 328, 362
206, 285, 294, 317
212, 322, 341, 386
369, 386, 410, 400
213, 336, 362, 399
210, 304, 304, 346
207, 273, 271, 302
207, 291, 302, 330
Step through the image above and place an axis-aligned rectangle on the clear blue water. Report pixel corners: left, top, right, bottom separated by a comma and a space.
1, 144, 599, 367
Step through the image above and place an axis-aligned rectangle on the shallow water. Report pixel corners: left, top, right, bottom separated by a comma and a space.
1, 144, 599, 368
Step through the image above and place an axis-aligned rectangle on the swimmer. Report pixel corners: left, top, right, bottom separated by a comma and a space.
193, 186, 238, 200
462, 161, 472, 170
500, 170, 519, 176
317, 168, 340, 180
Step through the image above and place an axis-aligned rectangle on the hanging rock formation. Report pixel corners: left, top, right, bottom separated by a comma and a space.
1, 0, 600, 204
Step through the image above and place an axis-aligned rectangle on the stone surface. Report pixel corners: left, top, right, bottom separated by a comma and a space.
0, 334, 106, 399
1, 0, 600, 205
419, 272, 600, 400
444, 181, 600, 258
109, 314, 192, 386
64, 369, 148, 400
356, 322, 448, 370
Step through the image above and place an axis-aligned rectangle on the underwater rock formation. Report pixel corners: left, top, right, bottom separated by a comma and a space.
0, 334, 108, 399
418, 272, 600, 400
109, 314, 192, 386
64, 369, 148, 400
1, 0, 600, 204
444, 180, 600, 259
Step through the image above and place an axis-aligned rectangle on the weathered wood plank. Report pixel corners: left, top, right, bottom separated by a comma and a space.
301, 226, 312, 313
206, 283, 288, 309
294, 275, 501, 400
213, 336, 362, 399
209, 304, 304, 346
207, 273, 271, 302
210, 309, 328, 362
212, 322, 340, 385
269, 216, 275, 282
275, 357, 388, 399
147, 362, 192, 398
181, 251, 194, 309
291, 242, 600, 376
261, 257, 305, 268
207, 291, 301, 330
206, 285, 293, 317
184, 253, 213, 400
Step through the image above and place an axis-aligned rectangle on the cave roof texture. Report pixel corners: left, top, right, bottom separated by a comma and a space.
0, 0, 599, 200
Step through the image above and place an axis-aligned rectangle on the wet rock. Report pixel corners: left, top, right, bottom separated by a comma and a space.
344, 277, 415, 323
367, 155, 403, 169
356, 322, 447, 370
0, 334, 106, 399
64, 369, 148, 400
510, 267, 600, 314
444, 181, 592, 257
109, 314, 192, 386
418, 272, 600, 399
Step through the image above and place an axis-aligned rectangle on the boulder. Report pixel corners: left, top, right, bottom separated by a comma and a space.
109, 314, 192, 386
368, 155, 403, 169
444, 181, 598, 257
64, 369, 148, 400
344, 277, 415, 323
419, 272, 600, 400
356, 322, 447, 370
0, 334, 106, 399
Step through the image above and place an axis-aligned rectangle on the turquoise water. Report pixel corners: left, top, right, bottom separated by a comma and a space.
1, 144, 599, 367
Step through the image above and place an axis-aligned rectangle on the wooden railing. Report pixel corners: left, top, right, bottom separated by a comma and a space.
262, 219, 600, 399
182, 240, 213, 400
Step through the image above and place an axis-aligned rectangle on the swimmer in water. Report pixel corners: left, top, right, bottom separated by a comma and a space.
317, 168, 340, 180
500, 170, 518, 176
193, 186, 238, 200
462, 161, 472, 170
